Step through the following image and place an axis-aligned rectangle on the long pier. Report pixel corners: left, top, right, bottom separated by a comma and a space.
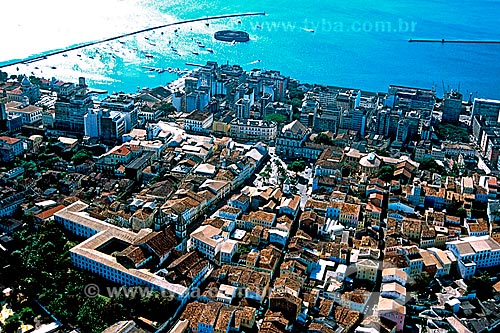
185, 62, 205, 67
0, 12, 266, 69
408, 39, 500, 44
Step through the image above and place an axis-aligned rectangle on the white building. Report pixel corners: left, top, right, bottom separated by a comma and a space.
426, 247, 453, 276
229, 119, 277, 143
446, 235, 500, 279
183, 110, 213, 133
381, 282, 406, 304
269, 229, 288, 247
382, 268, 408, 286
84, 109, 100, 138
54, 201, 190, 304
355, 259, 379, 282
217, 284, 238, 304
219, 239, 238, 263
190, 225, 225, 261
6, 100, 43, 125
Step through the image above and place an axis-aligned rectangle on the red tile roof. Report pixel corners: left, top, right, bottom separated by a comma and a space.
0, 136, 21, 145
34, 205, 66, 220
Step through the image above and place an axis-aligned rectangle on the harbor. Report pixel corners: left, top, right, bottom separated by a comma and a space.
141, 65, 190, 76
0, 12, 265, 70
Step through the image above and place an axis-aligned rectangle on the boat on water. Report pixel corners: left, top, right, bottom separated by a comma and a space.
214, 30, 250, 43
206, 48, 214, 53
51, 66, 57, 69
230, 40, 236, 46
192, 51, 199, 55
302, 28, 315, 33
199, 44, 205, 48
145, 53, 154, 58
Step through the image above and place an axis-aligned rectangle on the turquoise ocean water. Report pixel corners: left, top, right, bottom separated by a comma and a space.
1, 0, 499, 98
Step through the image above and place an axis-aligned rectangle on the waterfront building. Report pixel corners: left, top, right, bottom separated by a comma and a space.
101, 93, 139, 132
5, 99, 43, 125
472, 98, 500, 120
54, 77, 94, 134
84, 108, 127, 144
442, 90, 462, 124
0, 75, 41, 104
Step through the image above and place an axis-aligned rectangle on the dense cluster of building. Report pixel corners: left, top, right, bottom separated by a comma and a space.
1, 62, 500, 333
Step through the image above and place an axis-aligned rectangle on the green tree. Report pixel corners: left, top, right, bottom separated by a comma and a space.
3, 314, 21, 333
378, 165, 395, 182
76, 297, 112, 333
264, 113, 287, 124
0, 70, 8, 83
291, 98, 303, 110
18, 307, 35, 323
71, 149, 93, 165
436, 124, 469, 142
314, 133, 334, 146
21, 160, 38, 177
469, 271, 491, 299
420, 158, 446, 175
158, 102, 177, 114
342, 161, 358, 177
29, 76, 42, 86
238, 244, 251, 255
288, 160, 306, 172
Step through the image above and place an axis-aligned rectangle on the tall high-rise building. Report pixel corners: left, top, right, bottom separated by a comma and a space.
100, 93, 138, 132
473, 98, 500, 121
396, 119, 409, 143
351, 107, 367, 136
442, 90, 462, 124
386, 85, 436, 111
235, 98, 251, 119
84, 108, 126, 144
54, 77, 93, 134
376, 108, 390, 136
300, 92, 319, 128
